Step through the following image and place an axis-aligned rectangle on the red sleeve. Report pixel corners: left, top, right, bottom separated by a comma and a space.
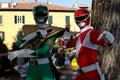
90, 30, 105, 46
66, 36, 78, 48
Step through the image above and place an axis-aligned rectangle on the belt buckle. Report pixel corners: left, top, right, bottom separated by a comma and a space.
29, 59, 38, 65
78, 68, 84, 74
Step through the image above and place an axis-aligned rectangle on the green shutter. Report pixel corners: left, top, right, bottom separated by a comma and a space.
0, 31, 4, 40
65, 16, 70, 24
48, 16, 53, 24
0, 16, 2, 24
22, 16, 25, 23
15, 15, 17, 24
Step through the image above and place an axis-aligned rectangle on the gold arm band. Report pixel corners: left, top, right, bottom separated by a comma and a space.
44, 39, 55, 47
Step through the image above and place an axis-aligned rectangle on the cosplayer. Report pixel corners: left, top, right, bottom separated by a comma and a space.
0, 38, 11, 76
10, 5, 64, 80
61, 9, 115, 80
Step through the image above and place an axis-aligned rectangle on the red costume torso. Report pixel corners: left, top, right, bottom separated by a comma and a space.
63, 26, 106, 80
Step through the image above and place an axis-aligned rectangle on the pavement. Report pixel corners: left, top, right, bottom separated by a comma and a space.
0, 66, 79, 80
58, 66, 79, 80
0, 69, 20, 80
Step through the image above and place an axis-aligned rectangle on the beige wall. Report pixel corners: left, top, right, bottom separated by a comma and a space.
0, 11, 34, 49
49, 12, 80, 33
0, 11, 79, 50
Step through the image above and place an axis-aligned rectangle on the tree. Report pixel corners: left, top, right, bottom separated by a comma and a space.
91, 0, 120, 80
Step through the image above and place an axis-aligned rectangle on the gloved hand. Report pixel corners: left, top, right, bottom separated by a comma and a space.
38, 29, 47, 38
63, 24, 71, 40
97, 31, 115, 46
8, 49, 35, 61
62, 24, 72, 47
63, 31, 71, 40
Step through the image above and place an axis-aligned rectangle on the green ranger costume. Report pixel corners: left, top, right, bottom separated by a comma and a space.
15, 5, 65, 80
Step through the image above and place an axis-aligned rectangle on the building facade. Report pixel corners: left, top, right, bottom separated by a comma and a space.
0, 2, 80, 49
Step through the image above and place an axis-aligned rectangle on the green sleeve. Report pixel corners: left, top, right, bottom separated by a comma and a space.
16, 39, 24, 47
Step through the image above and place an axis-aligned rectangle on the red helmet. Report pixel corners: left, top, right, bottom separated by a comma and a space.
74, 9, 90, 29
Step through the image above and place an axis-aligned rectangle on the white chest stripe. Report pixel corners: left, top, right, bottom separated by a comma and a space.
76, 30, 98, 56
76, 30, 98, 57
76, 37, 81, 57
83, 30, 98, 50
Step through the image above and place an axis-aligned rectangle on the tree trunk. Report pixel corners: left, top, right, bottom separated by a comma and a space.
91, 0, 120, 80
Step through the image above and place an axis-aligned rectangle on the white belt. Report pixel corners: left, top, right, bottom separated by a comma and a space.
80, 62, 105, 80
36, 58, 49, 64
81, 63, 97, 73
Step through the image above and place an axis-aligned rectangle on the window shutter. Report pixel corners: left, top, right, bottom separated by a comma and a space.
15, 15, 17, 24
65, 16, 70, 24
0, 16, 2, 24
22, 16, 25, 23
48, 16, 53, 24
0, 31, 4, 40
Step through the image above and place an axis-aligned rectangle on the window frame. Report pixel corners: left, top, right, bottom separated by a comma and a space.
15, 15, 25, 24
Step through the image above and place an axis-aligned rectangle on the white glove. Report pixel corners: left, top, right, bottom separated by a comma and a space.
63, 31, 71, 45
97, 31, 115, 44
63, 31, 71, 40
8, 49, 35, 61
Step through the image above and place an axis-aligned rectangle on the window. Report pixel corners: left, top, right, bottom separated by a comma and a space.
0, 31, 4, 40
15, 15, 25, 24
48, 16, 53, 24
65, 16, 70, 24
0, 16, 2, 24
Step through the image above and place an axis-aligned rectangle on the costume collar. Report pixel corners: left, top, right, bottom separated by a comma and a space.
37, 23, 46, 29
37, 23, 51, 30
80, 25, 93, 33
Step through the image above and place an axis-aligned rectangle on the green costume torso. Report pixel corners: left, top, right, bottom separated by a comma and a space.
16, 24, 64, 80
26, 35, 57, 80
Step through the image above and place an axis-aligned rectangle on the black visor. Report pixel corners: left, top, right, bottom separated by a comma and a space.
34, 12, 48, 17
75, 14, 89, 21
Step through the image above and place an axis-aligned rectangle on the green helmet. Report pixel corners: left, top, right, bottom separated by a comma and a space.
33, 5, 49, 24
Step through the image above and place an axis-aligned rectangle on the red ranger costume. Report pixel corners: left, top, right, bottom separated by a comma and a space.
62, 9, 115, 80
